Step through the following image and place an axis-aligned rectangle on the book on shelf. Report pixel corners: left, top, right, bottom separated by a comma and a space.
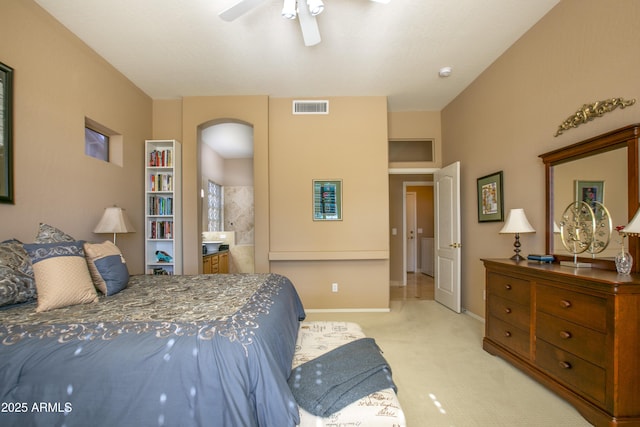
148, 196, 173, 215
149, 149, 173, 167
149, 173, 173, 192
149, 220, 173, 239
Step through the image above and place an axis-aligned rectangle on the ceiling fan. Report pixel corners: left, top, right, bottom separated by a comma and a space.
219, 0, 390, 47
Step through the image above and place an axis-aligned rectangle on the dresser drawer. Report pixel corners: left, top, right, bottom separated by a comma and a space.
488, 294, 530, 331
487, 316, 530, 358
536, 284, 607, 332
487, 272, 530, 304
536, 311, 606, 367
536, 339, 606, 404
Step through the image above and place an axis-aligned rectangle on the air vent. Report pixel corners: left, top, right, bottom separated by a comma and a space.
293, 100, 329, 115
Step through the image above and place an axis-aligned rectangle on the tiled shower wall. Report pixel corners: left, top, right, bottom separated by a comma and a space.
223, 186, 254, 245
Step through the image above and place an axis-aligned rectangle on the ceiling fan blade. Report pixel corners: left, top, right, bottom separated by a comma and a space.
219, 0, 266, 22
297, 1, 321, 46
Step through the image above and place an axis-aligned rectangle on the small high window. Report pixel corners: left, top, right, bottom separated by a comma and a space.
84, 117, 123, 166
85, 127, 109, 162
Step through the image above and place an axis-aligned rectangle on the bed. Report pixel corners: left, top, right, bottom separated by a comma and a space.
0, 272, 306, 427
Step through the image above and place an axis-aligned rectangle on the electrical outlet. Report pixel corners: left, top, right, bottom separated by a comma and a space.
332, 283, 338, 292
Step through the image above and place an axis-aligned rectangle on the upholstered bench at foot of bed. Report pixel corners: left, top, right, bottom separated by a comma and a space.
293, 321, 406, 427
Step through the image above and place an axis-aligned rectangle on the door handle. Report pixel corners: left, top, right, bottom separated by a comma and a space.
449, 243, 462, 248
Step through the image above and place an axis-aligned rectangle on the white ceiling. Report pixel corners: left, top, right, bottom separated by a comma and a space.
34, 0, 559, 113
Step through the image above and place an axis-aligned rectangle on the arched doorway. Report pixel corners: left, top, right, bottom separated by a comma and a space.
198, 119, 255, 273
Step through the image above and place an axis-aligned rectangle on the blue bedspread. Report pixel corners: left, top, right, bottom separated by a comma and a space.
0, 273, 305, 427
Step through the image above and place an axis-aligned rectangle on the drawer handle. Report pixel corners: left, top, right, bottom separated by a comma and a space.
560, 331, 572, 339
560, 299, 572, 309
504, 331, 512, 338
559, 361, 572, 369
504, 284, 512, 290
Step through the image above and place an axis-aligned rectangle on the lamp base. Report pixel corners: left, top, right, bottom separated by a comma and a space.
510, 233, 523, 261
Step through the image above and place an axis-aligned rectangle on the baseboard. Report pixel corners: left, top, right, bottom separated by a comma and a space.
305, 308, 391, 313
463, 309, 485, 323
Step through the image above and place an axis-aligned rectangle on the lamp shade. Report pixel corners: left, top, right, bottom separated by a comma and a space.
499, 208, 535, 234
94, 207, 135, 242
623, 207, 640, 235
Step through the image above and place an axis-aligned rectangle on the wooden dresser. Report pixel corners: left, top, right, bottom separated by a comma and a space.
482, 259, 640, 427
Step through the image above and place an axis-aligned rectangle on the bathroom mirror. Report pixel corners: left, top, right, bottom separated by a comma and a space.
540, 124, 640, 272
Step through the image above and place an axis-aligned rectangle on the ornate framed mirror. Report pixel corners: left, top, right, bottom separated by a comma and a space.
539, 124, 640, 272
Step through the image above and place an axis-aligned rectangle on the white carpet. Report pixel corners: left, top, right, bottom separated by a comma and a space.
304, 299, 593, 426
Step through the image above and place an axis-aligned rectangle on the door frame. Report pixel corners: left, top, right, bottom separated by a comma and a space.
405, 191, 417, 274
402, 181, 434, 284
391, 168, 438, 285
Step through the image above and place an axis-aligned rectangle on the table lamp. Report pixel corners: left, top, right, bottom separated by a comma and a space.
94, 206, 135, 245
499, 208, 535, 261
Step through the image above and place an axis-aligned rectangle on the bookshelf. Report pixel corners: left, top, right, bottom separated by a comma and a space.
145, 140, 182, 275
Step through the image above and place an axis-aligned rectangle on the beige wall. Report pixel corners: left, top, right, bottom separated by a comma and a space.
441, 0, 640, 317
154, 96, 391, 308
0, 0, 151, 272
268, 97, 390, 309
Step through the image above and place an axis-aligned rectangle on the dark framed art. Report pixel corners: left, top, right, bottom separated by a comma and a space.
0, 61, 13, 204
575, 180, 604, 211
313, 179, 342, 221
477, 171, 503, 222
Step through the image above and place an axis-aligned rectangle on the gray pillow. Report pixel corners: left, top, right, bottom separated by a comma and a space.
35, 223, 76, 243
0, 239, 36, 307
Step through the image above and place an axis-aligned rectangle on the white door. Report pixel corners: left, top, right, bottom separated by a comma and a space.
406, 192, 417, 272
434, 162, 461, 313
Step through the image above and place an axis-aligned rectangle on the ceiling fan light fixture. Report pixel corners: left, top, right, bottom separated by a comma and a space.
282, 0, 297, 19
306, 0, 324, 16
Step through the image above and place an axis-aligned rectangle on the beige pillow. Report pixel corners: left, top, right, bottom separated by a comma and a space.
23, 241, 98, 312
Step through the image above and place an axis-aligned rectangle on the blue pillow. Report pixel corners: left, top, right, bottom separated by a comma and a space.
84, 241, 129, 295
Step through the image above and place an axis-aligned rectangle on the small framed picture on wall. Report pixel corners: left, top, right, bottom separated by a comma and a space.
313, 179, 342, 221
477, 171, 504, 222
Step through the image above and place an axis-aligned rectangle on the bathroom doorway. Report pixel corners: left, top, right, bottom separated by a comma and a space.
198, 119, 255, 273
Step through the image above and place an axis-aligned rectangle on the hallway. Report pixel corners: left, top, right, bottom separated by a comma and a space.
390, 272, 434, 301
